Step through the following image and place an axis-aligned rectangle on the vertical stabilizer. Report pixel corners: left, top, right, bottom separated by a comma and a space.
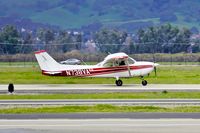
35, 50, 60, 71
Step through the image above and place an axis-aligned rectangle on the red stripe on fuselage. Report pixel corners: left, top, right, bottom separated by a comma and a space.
41, 65, 153, 77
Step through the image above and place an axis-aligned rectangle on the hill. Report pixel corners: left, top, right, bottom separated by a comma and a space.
0, 0, 200, 32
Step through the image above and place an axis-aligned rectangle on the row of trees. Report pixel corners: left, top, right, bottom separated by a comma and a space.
0, 25, 83, 54
136, 24, 192, 53
94, 24, 199, 54
0, 24, 199, 54
0, 25, 21, 54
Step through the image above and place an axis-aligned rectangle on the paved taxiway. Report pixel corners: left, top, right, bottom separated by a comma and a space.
1, 99, 200, 107
1, 119, 200, 133
0, 84, 200, 94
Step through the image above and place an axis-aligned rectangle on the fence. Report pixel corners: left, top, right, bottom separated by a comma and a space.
0, 43, 199, 66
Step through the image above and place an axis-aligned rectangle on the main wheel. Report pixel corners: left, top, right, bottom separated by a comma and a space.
115, 79, 123, 86
142, 80, 148, 86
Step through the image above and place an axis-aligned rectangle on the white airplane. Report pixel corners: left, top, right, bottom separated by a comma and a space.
35, 50, 159, 86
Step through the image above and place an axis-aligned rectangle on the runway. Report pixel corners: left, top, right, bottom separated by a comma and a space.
1, 119, 200, 133
1, 99, 200, 106
0, 84, 200, 94
1, 113, 200, 119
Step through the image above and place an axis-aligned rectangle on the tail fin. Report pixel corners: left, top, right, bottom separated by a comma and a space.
35, 50, 60, 71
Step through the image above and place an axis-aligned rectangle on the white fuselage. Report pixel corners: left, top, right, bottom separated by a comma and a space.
42, 61, 154, 78
35, 50, 156, 78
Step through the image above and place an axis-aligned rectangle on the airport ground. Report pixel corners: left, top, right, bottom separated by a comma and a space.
0, 84, 200, 113
0, 62, 200, 132
1, 114, 200, 133
1, 118, 200, 133
0, 64, 200, 84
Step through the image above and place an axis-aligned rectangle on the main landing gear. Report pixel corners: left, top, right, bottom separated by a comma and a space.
142, 80, 148, 86
141, 76, 148, 86
115, 77, 148, 86
115, 79, 123, 86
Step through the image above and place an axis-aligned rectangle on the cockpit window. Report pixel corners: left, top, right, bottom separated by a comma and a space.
100, 57, 136, 67
128, 57, 135, 64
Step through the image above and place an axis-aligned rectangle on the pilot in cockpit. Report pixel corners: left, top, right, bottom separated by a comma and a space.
119, 60, 125, 66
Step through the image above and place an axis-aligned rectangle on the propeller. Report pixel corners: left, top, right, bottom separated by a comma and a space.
152, 54, 158, 77
154, 66, 157, 76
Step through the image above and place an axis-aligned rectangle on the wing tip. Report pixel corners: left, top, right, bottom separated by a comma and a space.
35, 50, 46, 54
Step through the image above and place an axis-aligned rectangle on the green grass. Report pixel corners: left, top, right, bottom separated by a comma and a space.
1, 105, 200, 114
0, 65, 199, 84
158, 62, 200, 65
2, 92, 200, 99
0, 62, 37, 67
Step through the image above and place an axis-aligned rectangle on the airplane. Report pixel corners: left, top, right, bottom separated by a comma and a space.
35, 50, 159, 86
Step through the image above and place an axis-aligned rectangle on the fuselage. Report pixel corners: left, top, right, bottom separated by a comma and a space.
35, 50, 158, 86
35, 50, 156, 78
42, 61, 155, 78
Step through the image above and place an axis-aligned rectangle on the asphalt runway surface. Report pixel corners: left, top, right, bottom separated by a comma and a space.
1, 118, 200, 133
1, 99, 200, 106
0, 84, 200, 132
1, 113, 200, 119
0, 84, 200, 94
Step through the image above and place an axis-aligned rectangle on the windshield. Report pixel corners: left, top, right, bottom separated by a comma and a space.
128, 57, 136, 64
97, 57, 136, 67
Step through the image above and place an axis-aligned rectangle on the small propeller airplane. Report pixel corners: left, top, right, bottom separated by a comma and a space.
35, 50, 159, 86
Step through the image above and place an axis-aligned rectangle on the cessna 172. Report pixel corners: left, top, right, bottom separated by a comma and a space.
35, 50, 159, 86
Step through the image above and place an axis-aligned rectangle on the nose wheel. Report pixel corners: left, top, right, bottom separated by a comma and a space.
142, 80, 148, 86
115, 79, 123, 86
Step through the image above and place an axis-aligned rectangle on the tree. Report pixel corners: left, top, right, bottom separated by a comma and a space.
136, 23, 192, 53
94, 29, 127, 53
0, 25, 21, 54
36, 28, 54, 44
55, 31, 76, 52
21, 32, 34, 54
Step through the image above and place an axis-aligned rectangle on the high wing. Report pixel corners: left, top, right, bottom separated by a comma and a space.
103, 53, 129, 63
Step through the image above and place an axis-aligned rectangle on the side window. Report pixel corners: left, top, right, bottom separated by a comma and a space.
114, 60, 119, 66
103, 61, 113, 67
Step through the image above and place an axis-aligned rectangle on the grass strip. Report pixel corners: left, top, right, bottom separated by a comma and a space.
1, 92, 200, 99
0, 66, 200, 84
1, 105, 200, 114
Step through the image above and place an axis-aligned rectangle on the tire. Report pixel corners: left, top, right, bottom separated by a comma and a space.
142, 80, 148, 86
115, 79, 123, 86
8, 83, 14, 93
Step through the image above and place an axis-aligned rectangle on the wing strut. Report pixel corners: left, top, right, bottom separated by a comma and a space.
126, 59, 131, 77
